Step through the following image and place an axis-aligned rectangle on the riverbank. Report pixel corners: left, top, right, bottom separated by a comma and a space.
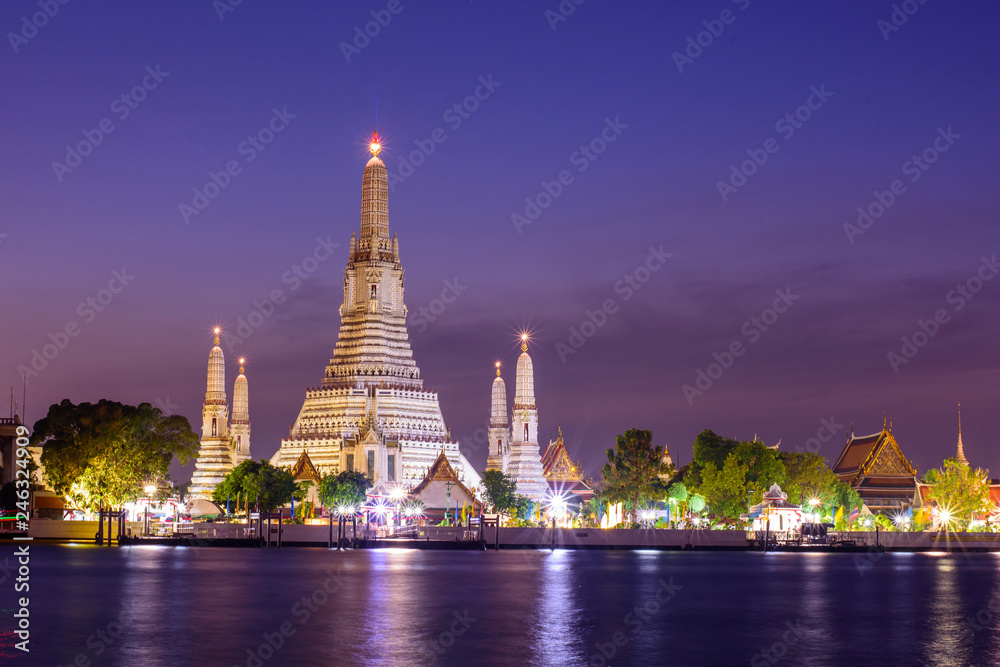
9, 521, 1000, 552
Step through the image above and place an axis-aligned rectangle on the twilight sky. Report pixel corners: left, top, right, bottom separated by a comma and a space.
2, 1, 999, 483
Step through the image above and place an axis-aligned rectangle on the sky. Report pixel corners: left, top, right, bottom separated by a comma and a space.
2, 1, 999, 484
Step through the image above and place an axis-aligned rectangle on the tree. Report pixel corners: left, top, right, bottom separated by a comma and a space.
779, 451, 840, 506
699, 455, 750, 522
32, 399, 198, 512
925, 458, 992, 530
480, 469, 519, 513
602, 429, 669, 524
730, 441, 786, 502
318, 470, 370, 510
213, 460, 296, 513
687, 429, 741, 488
689, 494, 706, 513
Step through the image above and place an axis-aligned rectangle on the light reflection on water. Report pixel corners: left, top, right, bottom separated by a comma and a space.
7, 546, 1000, 666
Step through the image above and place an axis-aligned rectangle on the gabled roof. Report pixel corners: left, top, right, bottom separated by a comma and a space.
290, 450, 321, 482
541, 428, 584, 482
832, 427, 916, 480
410, 450, 478, 502
763, 483, 787, 500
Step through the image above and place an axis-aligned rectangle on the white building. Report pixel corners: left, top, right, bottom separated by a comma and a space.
269, 135, 480, 491
189, 332, 252, 500
486, 335, 547, 502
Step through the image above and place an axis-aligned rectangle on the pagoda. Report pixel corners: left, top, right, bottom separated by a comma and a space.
269, 134, 480, 491
189, 330, 251, 500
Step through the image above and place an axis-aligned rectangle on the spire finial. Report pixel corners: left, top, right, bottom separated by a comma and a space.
495, 361, 501, 377
239, 357, 245, 374
369, 132, 382, 157
520, 332, 528, 353
214, 327, 221, 346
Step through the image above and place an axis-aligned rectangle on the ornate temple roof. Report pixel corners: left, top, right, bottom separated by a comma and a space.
541, 427, 577, 479
832, 425, 916, 480
410, 449, 477, 501
762, 483, 787, 500
539, 428, 593, 498
290, 450, 321, 483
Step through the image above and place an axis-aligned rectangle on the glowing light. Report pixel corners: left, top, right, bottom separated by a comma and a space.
545, 491, 571, 520
214, 327, 220, 334
369, 132, 382, 157
808, 497, 821, 507
239, 358, 245, 365
144, 484, 157, 495
389, 486, 406, 501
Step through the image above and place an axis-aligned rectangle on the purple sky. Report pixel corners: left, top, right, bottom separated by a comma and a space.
2, 1, 999, 484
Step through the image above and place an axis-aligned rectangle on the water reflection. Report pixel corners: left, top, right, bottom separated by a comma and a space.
532, 550, 586, 667
925, 555, 971, 666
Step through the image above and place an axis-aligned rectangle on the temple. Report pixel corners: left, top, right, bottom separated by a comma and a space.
540, 427, 593, 502
189, 331, 252, 500
410, 449, 481, 523
269, 134, 480, 491
831, 420, 917, 514
484, 336, 547, 501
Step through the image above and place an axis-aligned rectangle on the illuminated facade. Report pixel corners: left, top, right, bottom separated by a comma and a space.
540, 427, 593, 502
486, 337, 547, 502
831, 420, 917, 514
269, 136, 481, 491
189, 333, 251, 500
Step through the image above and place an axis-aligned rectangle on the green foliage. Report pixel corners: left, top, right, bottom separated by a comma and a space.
830, 479, 862, 515
925, 457, 992, 529
293, 481, 314, 502
667, 482, 689, 503
33, 399, 198, 512
213, 460, 296, 513
779, 451, 836, 505
601, 429, 669, 523
687, 430, 742, 488
512, 494, 533, 521
480, 469, 519, 513
694, 438, 787, 523
873, 514, 893, 531
689, 493, 706, 513
699, 455, 749, 521
318, 470, 370, 510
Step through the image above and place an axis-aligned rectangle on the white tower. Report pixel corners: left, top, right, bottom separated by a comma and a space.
231, 357, 251, 466
190, 328, 233, 500
268, 133, 481, 491
487, 361, 510, 471
506, 335, 547, 501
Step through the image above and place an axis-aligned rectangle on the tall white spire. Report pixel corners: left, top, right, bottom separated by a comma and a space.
190, 327, 233, 500
269, 133, 482, 493
205, 327, 226, 407
487, 361, 510, 471
201, 328, 228, 439
358, 132, 391, 260
506, 334, 547, 501
231, 357, 251, 464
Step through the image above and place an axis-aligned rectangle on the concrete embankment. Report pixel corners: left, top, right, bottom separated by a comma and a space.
13, 521, 1000, 552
